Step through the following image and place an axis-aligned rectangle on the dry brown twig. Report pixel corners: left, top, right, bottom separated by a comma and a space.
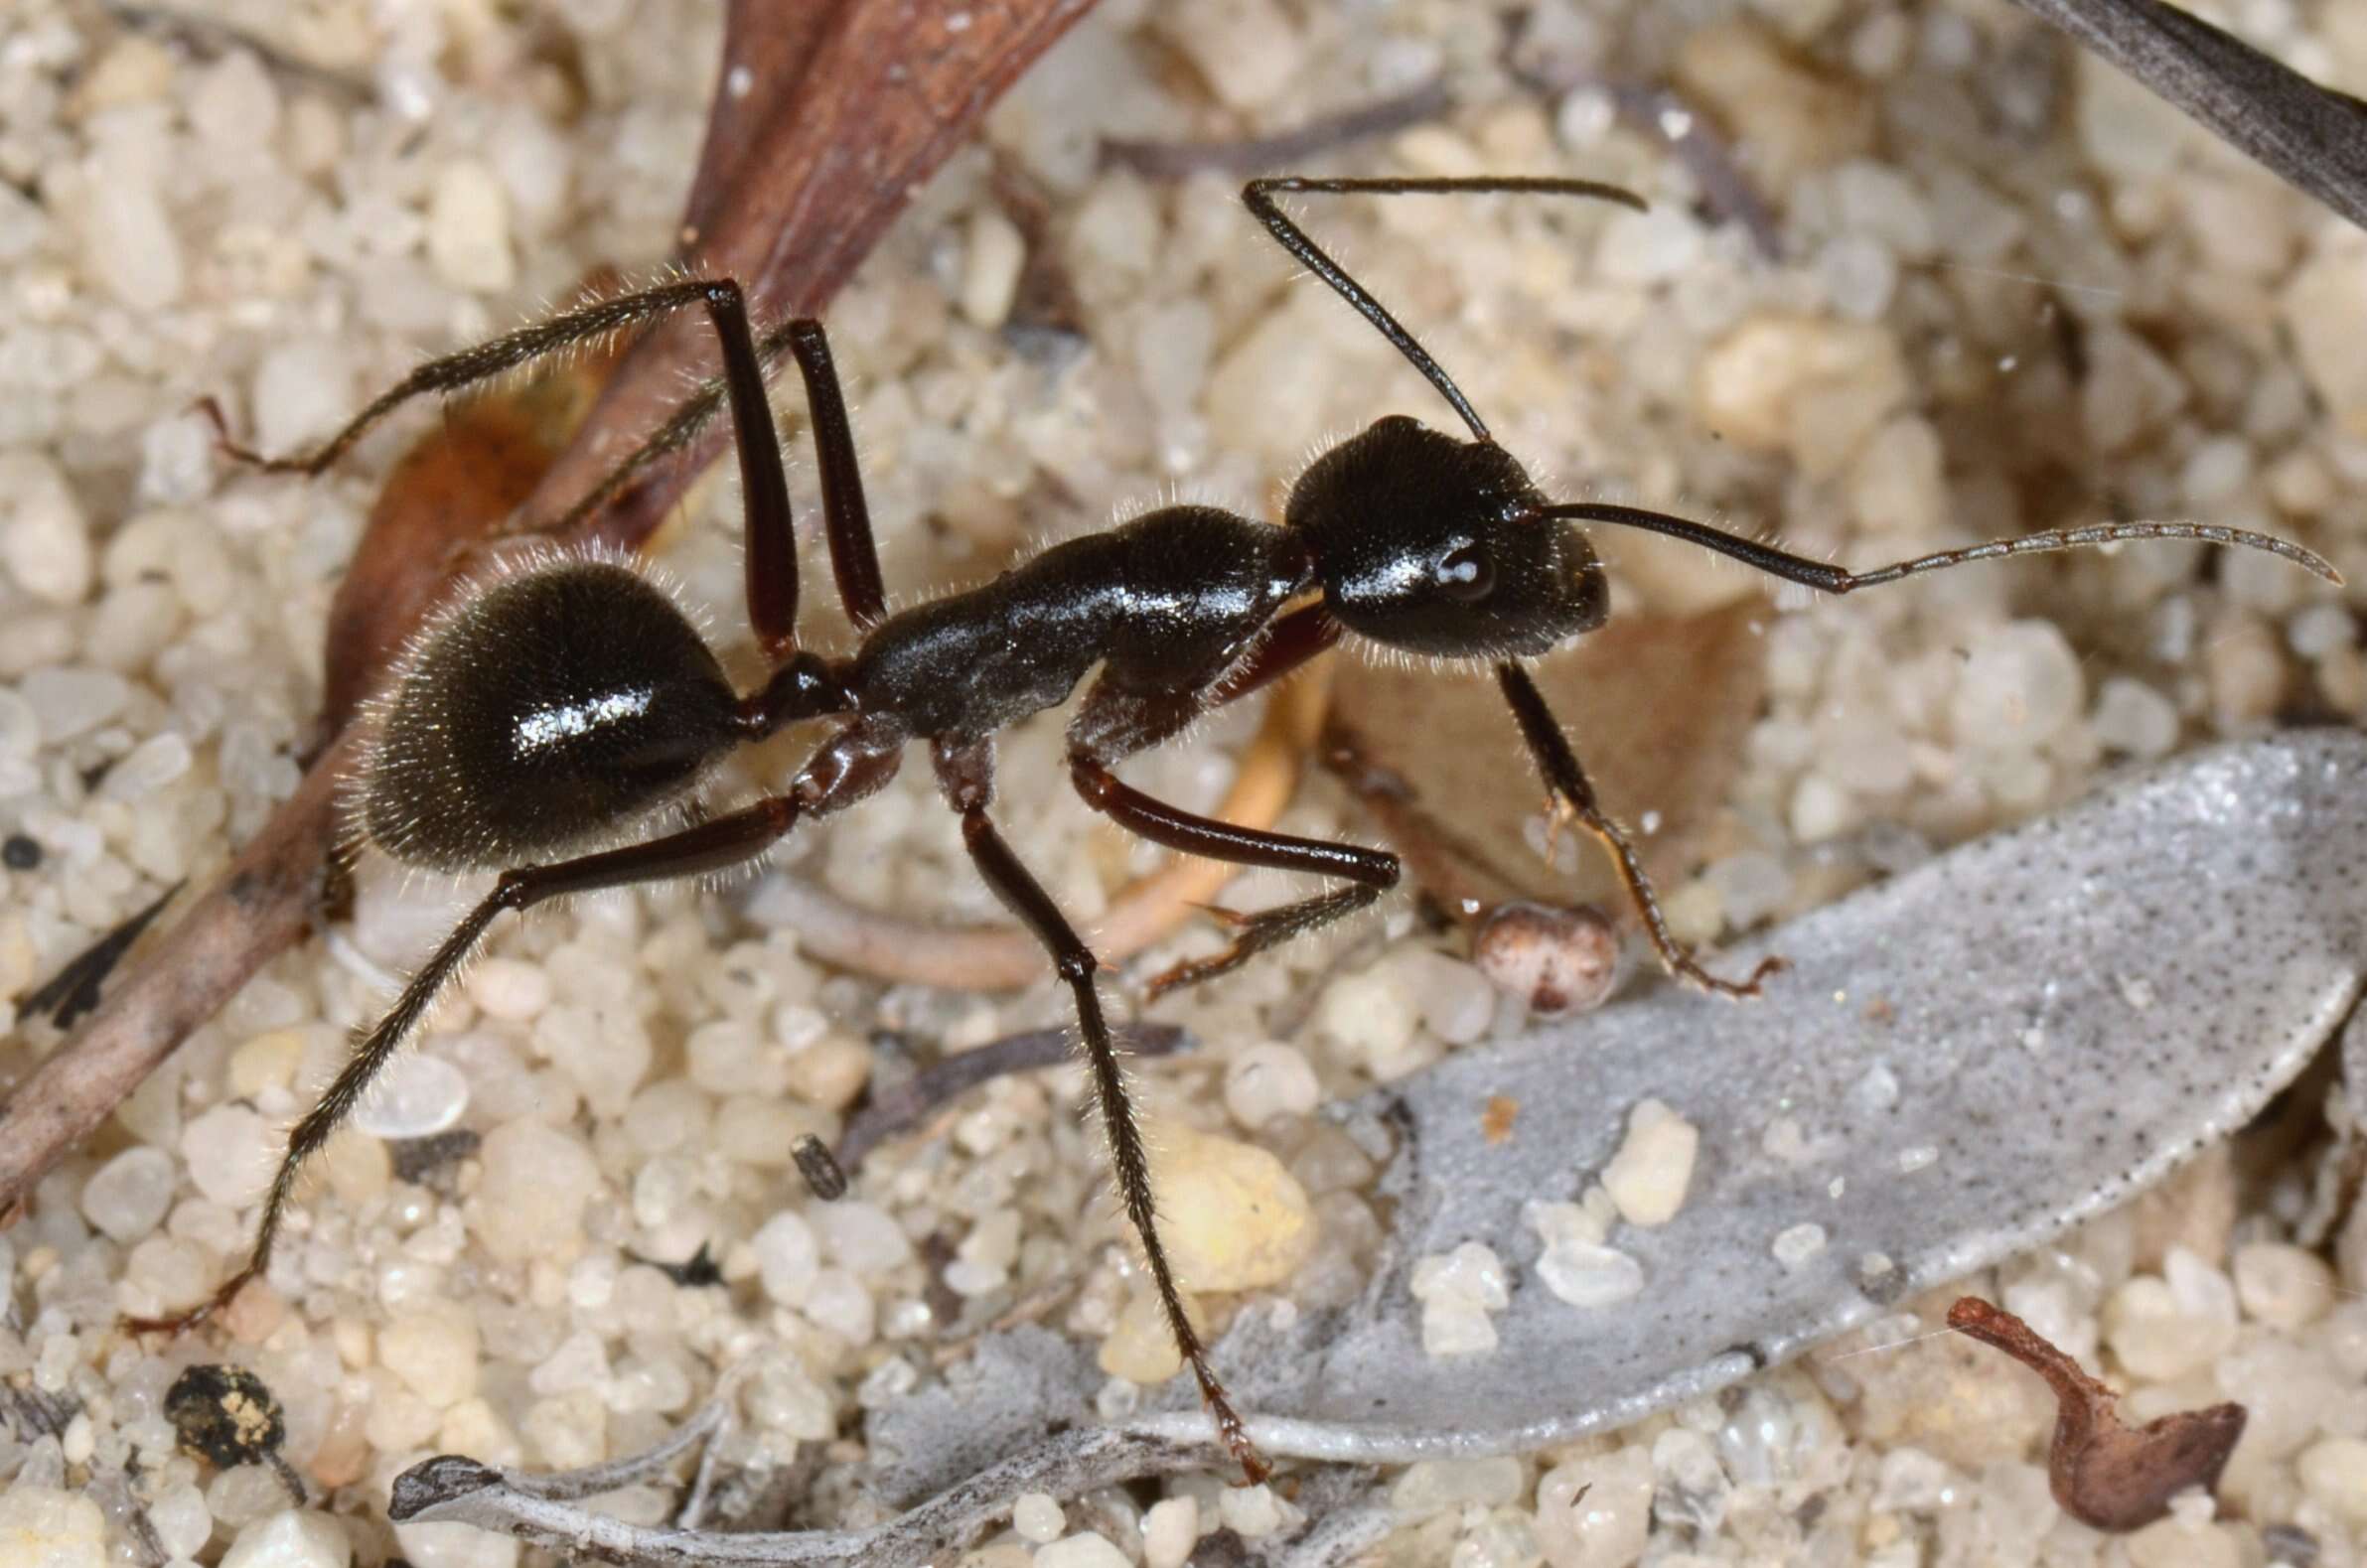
0, 0, 1101, 1221
1947, 1295, 2247, 1532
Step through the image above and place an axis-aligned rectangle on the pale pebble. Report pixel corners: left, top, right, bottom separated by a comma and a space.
1534, 1445, 1652, 1568
1140, 1497, 1197, 1568
2231, 1239, 2335, 1330
352, 1053, 470, 1139
100, 731, 191, 800
21, 665, 128, 742
0, 1487, 109, 1568
1536, 1238, 1644, 1309
1217, 1484, 1284, 1539
78, 1145, 175, 1243
380, 1307, 481, 1407
471, 1120, 599, 1262
2295, 1436, 2367, 1524
1224, 1041, 1320, 1129
752, 1212, 819, 1307
392, 1522, 519, 1568
960, 210, 1026, 332
427, 161, 517, 292
0, 451, 92, 605
1033, 1534, 1130, 1568
1601, 1097, 1699, 1227
465, 957, 551, 1022
181, 1103, 275, 1208
219, 1510, 351, 1568
1012, 1493, 1066, 1545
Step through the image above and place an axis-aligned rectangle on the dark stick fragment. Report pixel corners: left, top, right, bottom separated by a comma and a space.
21, 881, 185, 1030
628, 1240, 725, 1288
1947, 1295, 2246, 1531
1101, 78, 1451, 179
2010, 0, 2367, 233
1593, 79, 1785, 262
388, 1127, 483, 1187
828, 1023, 1191, 1182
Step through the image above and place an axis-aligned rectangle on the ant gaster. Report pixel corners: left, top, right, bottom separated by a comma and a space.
142, 177, 2337, 1483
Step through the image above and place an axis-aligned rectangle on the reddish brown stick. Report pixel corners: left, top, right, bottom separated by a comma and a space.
1947, 1295, 2246, 1532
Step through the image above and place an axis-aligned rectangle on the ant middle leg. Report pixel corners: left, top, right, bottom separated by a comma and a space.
1065, 607, 1392, 995
127, 797, 807, 1335
1495, 660, 1782, 999
932, 738, 1268, 1483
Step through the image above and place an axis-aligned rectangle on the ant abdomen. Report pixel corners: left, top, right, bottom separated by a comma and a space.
359, 555, 741, 871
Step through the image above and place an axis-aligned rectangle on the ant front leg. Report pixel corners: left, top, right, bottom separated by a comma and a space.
125, 798, 807, 1336
933, 738, 1269, 1484
1496, 661, 1782, 999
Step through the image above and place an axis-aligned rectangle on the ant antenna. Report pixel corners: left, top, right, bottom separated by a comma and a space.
1245, 176, 1646, 442
1538, 503, 2345, 590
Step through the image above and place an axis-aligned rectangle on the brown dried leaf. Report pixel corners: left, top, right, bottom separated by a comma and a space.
1328, 597, 1768, 913
1947, 1295, 2247, 1532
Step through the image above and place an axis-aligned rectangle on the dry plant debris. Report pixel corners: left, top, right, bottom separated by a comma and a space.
1947, 1294, 2247, 1532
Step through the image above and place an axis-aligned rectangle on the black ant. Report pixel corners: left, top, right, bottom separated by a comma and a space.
134, 176, 2336, 1483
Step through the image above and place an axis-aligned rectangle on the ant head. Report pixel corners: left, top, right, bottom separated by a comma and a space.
358, 552, 742, 871
1288, 416, 1607, 658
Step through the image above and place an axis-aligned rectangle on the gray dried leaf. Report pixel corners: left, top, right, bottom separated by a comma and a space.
396, 732, 2367, 1564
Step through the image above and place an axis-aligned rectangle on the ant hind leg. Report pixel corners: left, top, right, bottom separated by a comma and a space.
125, 797, 806, 1337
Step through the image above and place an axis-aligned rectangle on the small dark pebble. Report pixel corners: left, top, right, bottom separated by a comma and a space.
390, 1127, 482, 1186
2263, 1523, 2319, 1567
1, 833, 39, 870
166, 1363, 286, 1468
632, 1240, 723, 1288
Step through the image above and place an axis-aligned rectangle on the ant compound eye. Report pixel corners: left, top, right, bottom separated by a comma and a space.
1434, 542, 1493, 602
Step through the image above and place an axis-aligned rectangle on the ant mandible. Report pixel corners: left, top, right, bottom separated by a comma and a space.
140, 175, 2337, 1483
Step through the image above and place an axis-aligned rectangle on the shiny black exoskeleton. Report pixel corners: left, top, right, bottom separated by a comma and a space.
152, 176, 2337, 1487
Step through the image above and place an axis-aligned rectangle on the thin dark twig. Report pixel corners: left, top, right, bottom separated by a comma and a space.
833, 1022, 1191, 1176
2010, 0, 2367, 232
1592, 79, 1785, 262
100, 2, 373, 104
1101, 78, 1452, 179
22, 882, 187, 1030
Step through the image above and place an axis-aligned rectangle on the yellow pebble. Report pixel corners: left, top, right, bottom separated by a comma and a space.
1145, 1123, 1316, 1294
227, 1028, 308, 1097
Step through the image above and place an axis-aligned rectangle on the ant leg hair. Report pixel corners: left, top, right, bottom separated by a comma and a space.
1496, 660, 1783, 1000
939, 741, 1267, 1483
780, 320, 888, 631
1540, 503, 2343, 590
1242, 176, 1645, 442
125, 797, 804, 1337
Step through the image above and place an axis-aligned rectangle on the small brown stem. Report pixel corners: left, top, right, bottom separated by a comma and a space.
1100, 78, 1452, 180
1947, 1295, 2247, 1532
